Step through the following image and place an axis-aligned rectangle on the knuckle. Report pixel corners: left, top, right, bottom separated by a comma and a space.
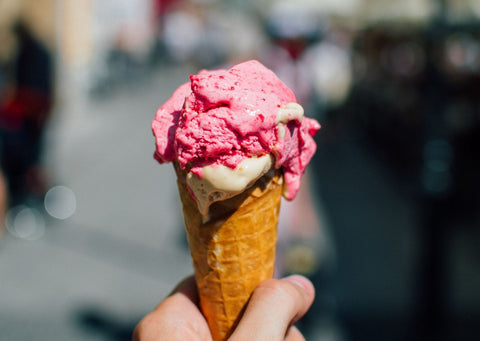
256, 279, 299, 303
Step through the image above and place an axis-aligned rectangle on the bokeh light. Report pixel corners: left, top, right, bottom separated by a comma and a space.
44, 185, 77, 220
6, 205, 45, 240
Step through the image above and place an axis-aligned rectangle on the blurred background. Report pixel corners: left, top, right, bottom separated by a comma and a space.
0, 0, 479, 340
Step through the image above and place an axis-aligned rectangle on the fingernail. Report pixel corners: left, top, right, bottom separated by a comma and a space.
283, 275, 314, 295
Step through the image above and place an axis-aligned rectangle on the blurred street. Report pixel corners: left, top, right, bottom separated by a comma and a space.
0, 65, 195, 340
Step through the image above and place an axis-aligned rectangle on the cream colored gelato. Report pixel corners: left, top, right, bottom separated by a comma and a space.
187, 154, 273, 216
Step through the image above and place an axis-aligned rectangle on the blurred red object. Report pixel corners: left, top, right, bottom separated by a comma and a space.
0, 87, 52, 131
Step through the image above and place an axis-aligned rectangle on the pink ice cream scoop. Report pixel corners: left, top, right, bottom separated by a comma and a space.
152, 60, 320, 202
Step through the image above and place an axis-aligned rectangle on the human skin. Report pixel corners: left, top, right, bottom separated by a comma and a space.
132, 274, 315, 341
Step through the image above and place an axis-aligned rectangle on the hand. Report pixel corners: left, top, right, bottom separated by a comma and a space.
133, 274, 315, 341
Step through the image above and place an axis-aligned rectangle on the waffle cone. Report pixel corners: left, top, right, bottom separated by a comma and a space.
175, 165, 282, 340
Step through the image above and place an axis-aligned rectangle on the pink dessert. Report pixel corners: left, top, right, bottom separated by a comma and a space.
152, 60, 320, 202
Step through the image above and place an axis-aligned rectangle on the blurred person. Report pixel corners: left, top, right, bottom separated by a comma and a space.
0, 20, 53, 206
150, 0, 180, 63
153, 0, 180, 21
133, 274, 315, 340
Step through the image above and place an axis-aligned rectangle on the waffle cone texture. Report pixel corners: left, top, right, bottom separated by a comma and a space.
175, 165, 283, 340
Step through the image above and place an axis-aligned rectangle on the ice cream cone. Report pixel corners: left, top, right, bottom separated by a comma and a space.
175, 164, 283, 340
152, 60, 320, 339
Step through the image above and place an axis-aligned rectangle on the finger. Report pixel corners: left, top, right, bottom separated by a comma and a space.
285, 325, 305, 341
229, 275, 315, 341
133, 276, 211, 341
281, 275, 315, 325
168, 275, 199, 304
